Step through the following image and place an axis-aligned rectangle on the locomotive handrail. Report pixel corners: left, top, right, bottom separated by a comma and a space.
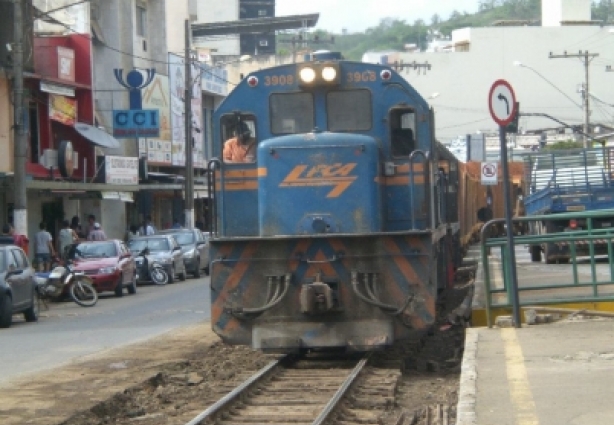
408, 150, 431, 229
207, 158, 222, 237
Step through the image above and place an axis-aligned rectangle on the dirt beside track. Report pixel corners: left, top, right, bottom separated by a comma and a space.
1, 286, 469, 425
0, 323, 256, 425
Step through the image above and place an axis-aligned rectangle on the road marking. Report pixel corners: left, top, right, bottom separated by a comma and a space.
501, 328, 540, 425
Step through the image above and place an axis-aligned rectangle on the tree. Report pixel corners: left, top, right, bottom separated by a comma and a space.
449, 10, 462, 20
542, 140, 584, 150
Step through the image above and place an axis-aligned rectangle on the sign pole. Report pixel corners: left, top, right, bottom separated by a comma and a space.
488, 79, 521, 328
499, 125, 521, 328
184, 19, 195, 229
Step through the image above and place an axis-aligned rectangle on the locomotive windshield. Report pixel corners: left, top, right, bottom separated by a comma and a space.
327, 90, 372, 132
270, 93, 314, 134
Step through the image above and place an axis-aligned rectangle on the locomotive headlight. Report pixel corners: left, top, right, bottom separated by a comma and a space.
321, 66, 337, 82
299, 67, 316, 84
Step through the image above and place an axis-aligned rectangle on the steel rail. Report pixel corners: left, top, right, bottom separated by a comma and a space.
184, 357, 285, 425
311, 354, 370, 425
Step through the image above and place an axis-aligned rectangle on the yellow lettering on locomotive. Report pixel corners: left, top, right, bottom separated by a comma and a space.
280, 163, 358, 198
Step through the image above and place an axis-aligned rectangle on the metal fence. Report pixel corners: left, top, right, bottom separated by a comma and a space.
479, 210, 614, 327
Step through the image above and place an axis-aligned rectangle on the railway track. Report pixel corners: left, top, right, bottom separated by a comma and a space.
183, 344, 457, 425
185, 353, 403, 425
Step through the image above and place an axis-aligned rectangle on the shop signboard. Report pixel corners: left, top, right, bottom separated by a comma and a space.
49, 94, 77, 126
112, 109, 160, 138
169, 53, 204, 167
105, 156, 139, 185
141, 74, 172, 165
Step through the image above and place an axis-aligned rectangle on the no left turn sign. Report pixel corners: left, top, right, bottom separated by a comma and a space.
488, 79, 517, 127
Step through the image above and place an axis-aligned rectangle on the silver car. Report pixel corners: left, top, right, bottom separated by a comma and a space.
158, 229, 209, 278
0, 245, 39, 328
127, 235, 187, 283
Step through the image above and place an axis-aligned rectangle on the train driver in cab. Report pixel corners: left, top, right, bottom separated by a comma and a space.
223, 121, 257, 163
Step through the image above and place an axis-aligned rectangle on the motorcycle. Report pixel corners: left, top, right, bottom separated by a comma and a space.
35, 260, 98, 307
134, 248, 168, 285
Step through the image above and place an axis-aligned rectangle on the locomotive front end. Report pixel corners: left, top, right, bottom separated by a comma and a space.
209, 57, 451, 353
258, 132, 382, 236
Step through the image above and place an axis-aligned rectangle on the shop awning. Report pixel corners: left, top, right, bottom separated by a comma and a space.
101, 191, 134, 202
74, 123, 120, 149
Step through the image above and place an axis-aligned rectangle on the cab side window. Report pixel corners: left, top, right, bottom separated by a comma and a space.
220, 115, 257, 164
390, 109, 416, 158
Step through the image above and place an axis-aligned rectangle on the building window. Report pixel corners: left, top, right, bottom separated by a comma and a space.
136, 4, 147, 37
258, 9, 267, 16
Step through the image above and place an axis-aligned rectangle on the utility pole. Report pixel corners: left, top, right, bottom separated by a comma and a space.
12, 0, 27, 236
184, 19, 194, 229
549, 51, 599, 148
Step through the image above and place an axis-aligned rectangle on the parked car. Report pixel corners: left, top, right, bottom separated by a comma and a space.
0, 245, 38, 328
66, 240, 137, 297
127, 235, 187, 283
158, 228, 209, 277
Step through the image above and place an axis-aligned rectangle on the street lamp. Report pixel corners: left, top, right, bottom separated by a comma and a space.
513, 61, 582, 109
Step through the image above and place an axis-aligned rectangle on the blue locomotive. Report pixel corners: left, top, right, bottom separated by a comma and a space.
207, 52, 460, 352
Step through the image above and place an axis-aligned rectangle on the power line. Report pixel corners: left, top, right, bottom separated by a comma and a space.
549, 50, 599, 148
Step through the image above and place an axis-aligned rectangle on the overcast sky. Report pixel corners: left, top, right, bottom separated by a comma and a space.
276, 0, 481, 33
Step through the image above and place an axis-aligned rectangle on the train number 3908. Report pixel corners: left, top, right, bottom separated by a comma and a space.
264, 75, 295, 86
347, 71, 376, 82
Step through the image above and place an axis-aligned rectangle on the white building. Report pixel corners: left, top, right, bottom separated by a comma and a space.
372, 0, 614, 148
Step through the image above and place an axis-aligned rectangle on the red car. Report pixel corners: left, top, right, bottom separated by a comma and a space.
67, 240, 137, 297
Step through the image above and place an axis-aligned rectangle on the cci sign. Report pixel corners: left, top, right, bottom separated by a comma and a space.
112, 109, 160, 138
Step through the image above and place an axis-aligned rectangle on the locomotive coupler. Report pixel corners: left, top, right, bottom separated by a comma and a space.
300, 272, 336, 314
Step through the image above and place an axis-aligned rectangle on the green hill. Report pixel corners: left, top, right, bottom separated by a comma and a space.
278, 0, 613, 61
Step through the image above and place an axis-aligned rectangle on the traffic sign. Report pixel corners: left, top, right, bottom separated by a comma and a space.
481, 162, 498, 185
488, 80, 517, 127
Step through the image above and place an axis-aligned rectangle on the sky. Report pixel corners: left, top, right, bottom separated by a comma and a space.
275, 0, 481, 34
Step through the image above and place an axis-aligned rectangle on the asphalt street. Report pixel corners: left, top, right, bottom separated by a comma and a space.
0, 277, 210, 385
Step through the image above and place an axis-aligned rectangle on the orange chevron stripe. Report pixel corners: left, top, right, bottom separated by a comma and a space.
383, 237, 423, 284
211, 242, 259, 320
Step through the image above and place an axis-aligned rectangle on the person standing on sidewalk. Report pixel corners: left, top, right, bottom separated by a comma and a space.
86, 214, 96, 239
35, 222, 55, 271
58, 220, 78, 259
87, 223, 107, 241
140, 216, 156, 236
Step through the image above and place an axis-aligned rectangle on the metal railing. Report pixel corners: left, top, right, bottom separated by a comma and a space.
480, 210, 614, 327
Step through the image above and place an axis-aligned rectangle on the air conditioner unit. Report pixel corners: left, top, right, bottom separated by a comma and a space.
40, 149, 58, 169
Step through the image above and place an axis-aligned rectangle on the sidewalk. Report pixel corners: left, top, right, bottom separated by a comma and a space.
457, 319, 614, 425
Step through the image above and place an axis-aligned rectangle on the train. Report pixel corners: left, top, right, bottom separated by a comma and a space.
207, 51, 463, 353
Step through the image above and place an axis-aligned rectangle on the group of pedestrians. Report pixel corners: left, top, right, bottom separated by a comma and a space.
21, 214, 109, 272
2, 213, 195, 271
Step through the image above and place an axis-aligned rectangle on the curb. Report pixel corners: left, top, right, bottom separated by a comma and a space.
456, 328, 478, 425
